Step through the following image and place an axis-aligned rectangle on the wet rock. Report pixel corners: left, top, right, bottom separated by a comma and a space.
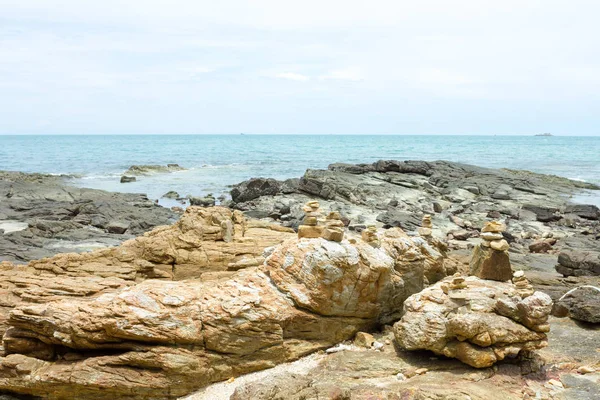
124, 164, 185, 175
162, 191, 180, 199
0, 172, 178, 263
231, 178, 282, 203
190, 194, 216, 207
120, 175, 136, 183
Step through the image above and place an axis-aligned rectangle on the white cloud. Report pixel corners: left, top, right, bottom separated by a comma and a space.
274, 72, 310, 81
0, 0, 599, 134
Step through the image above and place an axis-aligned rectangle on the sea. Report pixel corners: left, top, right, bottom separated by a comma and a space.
1, 135, 599, 206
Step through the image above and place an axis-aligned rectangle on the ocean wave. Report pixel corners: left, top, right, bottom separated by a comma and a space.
77, 173, 123, 180
567, 177, 588, 183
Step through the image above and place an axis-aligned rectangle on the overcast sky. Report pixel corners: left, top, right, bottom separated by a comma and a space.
0, 1, 599, 135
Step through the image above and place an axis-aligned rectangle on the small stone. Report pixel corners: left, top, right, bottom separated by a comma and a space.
417, 227, 432, 237
415, 368, 428, 375
480, 232, 503, 241
490, 239, 510, 251
298, 225, 323, 239
354, 332, 375, 348
482, 221, 506, 233
322, 212, 345, 242
529, 241, 552, 253
513, 270, 525, 278
303, 216, 318, 226
577, 366, 596, 374
361, 226, 379, 247
396, 372, 407, 381
322, 229, 344, 242
422, 215, 433, 228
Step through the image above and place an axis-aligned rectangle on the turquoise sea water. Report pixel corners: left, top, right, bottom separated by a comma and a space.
1, 135, 599, 205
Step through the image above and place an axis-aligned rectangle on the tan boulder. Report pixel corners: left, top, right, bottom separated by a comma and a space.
0, 232, 445, 399
0, 207, 294, 339
394, 277, 553, 368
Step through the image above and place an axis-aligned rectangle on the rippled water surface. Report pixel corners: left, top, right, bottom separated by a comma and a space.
1, 135, 599, 202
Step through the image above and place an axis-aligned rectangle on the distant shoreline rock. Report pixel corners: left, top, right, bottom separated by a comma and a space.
124, 163, 186, 176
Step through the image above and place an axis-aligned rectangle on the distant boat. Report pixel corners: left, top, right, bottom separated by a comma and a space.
535, 133, 553, 137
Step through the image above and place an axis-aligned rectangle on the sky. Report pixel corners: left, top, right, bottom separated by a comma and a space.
0, 1, 599, 135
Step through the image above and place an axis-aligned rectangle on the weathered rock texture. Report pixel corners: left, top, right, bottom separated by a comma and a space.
555, 286, 600, 323
394, 276, 553, 368
469, 245, 513, 282
0, 232, 443, 399
0, 171, 178, 263
0, 207, 294, 340
556, 251, 600, 277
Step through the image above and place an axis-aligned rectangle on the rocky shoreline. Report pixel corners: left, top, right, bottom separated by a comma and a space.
0, 160, 599, 399
229, 160, 600, 300
0, 171, 179, 263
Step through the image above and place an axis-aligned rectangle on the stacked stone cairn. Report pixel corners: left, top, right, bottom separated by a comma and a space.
361, 225, 380, 247
469, 221, 513, 281
297, 201, 324, 239
322, 211, 345, 242
417, 214, 433, 237
512, 270, 535, 298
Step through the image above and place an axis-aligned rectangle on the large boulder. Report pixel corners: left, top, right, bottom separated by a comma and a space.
556, 251, 600, 277
0, 207, 295, 339
0, 232, 443, 399
555, 286, 600, 323
394, 276, 553, 368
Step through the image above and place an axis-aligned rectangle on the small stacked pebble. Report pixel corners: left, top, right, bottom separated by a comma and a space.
361, 225, 379, 247
480, 221, 509, 251
322, 211, 345, 242
297, 201, 324, 239
441, 272, 468, 294
512, 270, 535, 298
417, 214, 433, 237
